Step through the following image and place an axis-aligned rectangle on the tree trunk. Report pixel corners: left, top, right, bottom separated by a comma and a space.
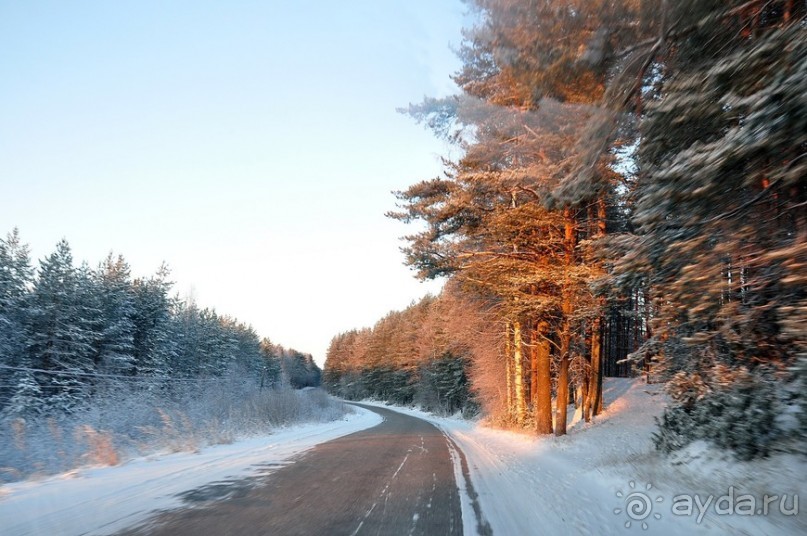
581, 360, 590, 422
505, 322, 513, 421
513, 320, 526, 426
586, 197, 607, 417
530, 328, 538, 412
555, 333, 570, 436
534, 321, 553, 434
588, 315, 603, 416
556, 208, 576, 437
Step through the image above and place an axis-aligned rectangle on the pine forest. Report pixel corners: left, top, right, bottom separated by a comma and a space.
324, 0, 806, 460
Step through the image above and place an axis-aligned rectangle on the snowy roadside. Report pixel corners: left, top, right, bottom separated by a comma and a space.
0, 407, 382, 536
362, 378, 806, 535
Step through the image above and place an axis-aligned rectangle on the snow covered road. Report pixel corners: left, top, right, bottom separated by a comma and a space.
120, 403, 467, 536
0, 409, 382, 536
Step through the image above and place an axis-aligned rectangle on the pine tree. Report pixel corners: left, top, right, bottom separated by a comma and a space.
625, 3, 805, 373
394, 25, 609, 433
608, 1, 807, 457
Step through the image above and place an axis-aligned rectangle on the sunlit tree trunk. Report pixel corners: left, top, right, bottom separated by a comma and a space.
555, 306, 571, 436
534, 320, 553, 434
588, 316, 603, 416
505, 321, 513, 421
530, 327, 538, 412
555, 208, 576, 437
513, 319, 526, 426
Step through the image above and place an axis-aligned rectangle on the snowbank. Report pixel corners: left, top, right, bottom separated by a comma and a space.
0, 407, 382, 536
364, 378, 806, 535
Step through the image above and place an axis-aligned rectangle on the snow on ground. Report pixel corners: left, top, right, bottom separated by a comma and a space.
2, 384, 802, 536
364, 379, 806, 536
0, 407, 382, 536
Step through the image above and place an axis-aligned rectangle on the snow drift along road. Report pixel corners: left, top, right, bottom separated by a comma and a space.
0, 409, 382, 536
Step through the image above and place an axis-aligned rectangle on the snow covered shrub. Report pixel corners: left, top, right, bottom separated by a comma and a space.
654, 366, 781, 460
666, 371, 709, 409
0, 378, 348, 483
137, 408, 200, 453
0, 416, 101, 480
793, 357, 807, 445
298, 388, 352, 422
306, 387, 330, 408
263, 388, 303, 425
75, 425, 120, 466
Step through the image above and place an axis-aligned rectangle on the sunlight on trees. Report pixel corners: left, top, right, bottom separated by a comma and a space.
327, 0, 805, 457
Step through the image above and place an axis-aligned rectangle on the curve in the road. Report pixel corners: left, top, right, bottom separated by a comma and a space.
123, 404, 469, 536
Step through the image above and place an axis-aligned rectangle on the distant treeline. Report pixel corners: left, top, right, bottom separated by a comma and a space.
324, 286, 486, 416
0, 229, 320, 418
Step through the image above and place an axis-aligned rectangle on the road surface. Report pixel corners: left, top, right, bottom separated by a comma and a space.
122, 404, 473, 536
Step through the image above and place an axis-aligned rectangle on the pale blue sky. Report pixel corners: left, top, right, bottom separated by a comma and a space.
0, 1, 467, 364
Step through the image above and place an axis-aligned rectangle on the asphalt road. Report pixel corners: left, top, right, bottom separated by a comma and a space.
122, 404, 466, 536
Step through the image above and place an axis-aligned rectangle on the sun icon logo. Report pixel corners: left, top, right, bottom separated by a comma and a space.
614, 481, 664, 530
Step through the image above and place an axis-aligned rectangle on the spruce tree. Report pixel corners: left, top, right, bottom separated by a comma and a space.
27, 240, 98, 412
0, 229, 36, 416
94, 254, 136, 375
